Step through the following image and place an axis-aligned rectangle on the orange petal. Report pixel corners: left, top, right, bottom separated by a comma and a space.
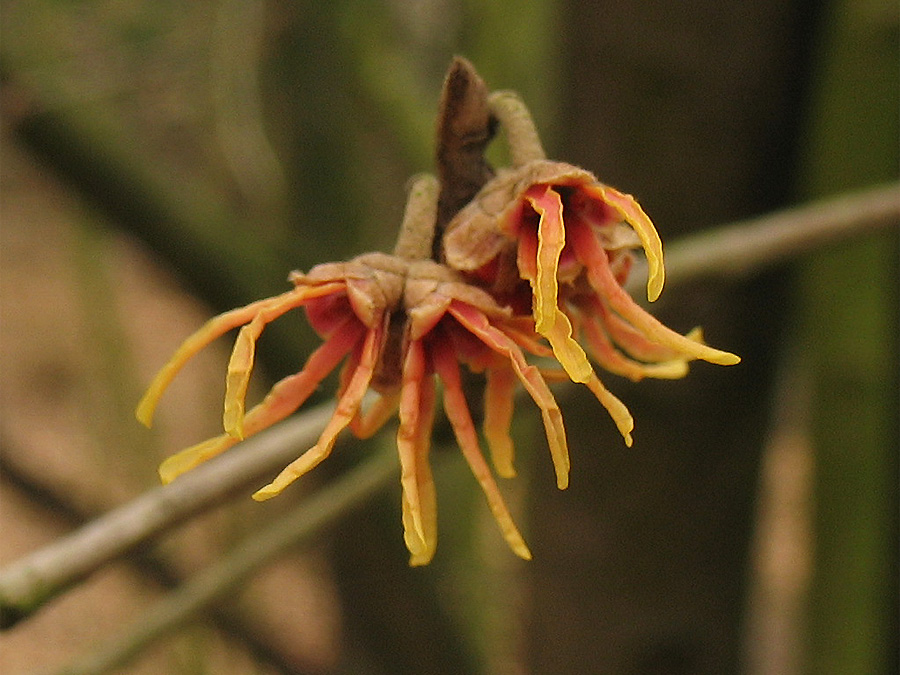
350, 393, 401, 439
585, 184, 665, 302
449, 302, 570, 490
157, 317, 363, 485
396, 340, 429, 550
484, 365, 518, 478
397, 341, 439, 565
526, 185, 564, 334
433, 340, 532, 560
136, 282, 345, 428
410, 375, 437, 567
601, 304, 707, 363
241, 318, 365, 436
252, 323, 382, 501
577, 308, 690, 382
570, 223, 740, 366
222, 285, 347, 439
523, 186, 592, 383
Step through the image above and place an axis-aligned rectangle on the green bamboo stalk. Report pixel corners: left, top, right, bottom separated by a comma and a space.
795, 0, 899, 672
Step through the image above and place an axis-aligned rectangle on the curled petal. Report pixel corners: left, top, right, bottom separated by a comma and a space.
570, 224, 741, 366
350, 393, 401, 439
602, 308, 707, 364
527, 185, 563, 334
432, 339, 532, 560
159, 433, 239, 485
498, 318, 556, 359
137, 290, 299, 427
576, 304, 690, 381
224, 314, 265, 439
136, 283, 345, 427
541, 310, 592, 383
523, 185, 593, 383
242, 318, 365, 437
584, 183, 665, 302
253, 323, 382, 501
158, 317, 364, 484
449, 301, 570, 489
411, 376, 437, 567
397, 340, 428, 550
584, 375, 634, 447
223, 285, 348, 439
397, 340, 438, 565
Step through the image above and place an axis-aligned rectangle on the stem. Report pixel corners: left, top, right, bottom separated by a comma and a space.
50, 444, 397, 675
0, 403, 335, 629
628, 182, 900, 296
392, 173, 440, 260
488, 91, 547, 166
0, 445, 319, 675
1, 182, 895, 629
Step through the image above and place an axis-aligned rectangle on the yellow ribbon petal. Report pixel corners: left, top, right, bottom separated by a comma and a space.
223, 314, 266, 439
433, 339, 532, 560
159, 434, 237, 484
484, 366, 517, 479
588, 184, 665, 302
585, 375, 634, 447
525, 186, 593, 383
252, 326, 381, 501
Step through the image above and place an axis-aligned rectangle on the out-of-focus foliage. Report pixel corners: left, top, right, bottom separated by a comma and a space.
796, 0, 899, 673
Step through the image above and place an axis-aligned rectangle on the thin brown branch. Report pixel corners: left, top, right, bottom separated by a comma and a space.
0, 404, 334, 628
48, 444, 397, 675
649, 182, 900, 293
0, 437, 326, 675
2, 182, 896, 629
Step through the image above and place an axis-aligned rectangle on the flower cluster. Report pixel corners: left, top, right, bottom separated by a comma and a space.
137, 58, 738, 565
442, 160, 740, 392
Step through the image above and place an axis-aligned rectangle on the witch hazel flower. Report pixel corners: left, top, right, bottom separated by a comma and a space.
137, 58, 739, 565
137, 175, 573, 565
441, 89, 740, 430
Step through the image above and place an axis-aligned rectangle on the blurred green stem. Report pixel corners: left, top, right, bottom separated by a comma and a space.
802, 235, 898, 675
795, 0, 899, 672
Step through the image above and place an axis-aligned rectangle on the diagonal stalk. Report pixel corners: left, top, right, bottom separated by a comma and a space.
1, 181, 896, 629
48, 445, 397, 675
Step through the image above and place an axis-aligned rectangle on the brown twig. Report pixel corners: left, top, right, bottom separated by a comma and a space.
648, 182, 900, 293
0, 404, 334, 629
1, 181, 896, 630
47, 444, 397, 675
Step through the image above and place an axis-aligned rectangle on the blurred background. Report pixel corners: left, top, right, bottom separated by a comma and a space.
1, 0, 896, 673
